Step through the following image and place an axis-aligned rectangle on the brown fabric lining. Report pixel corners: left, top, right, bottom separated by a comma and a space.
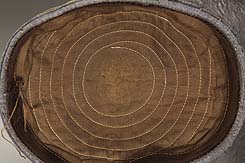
6, 3, 239, 163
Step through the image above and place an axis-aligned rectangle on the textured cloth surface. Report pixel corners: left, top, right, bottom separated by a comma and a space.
7, 3, 239, 163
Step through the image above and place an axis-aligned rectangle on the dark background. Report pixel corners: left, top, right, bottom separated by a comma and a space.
0, 1, 244, 162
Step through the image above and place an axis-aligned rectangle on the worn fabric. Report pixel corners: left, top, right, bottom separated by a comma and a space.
7, 3, 239, 163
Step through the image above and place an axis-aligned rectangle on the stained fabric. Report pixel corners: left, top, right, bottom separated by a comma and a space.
7, 3, 239, 163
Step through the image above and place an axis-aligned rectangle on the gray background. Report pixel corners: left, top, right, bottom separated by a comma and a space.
0, 1, 244, 163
